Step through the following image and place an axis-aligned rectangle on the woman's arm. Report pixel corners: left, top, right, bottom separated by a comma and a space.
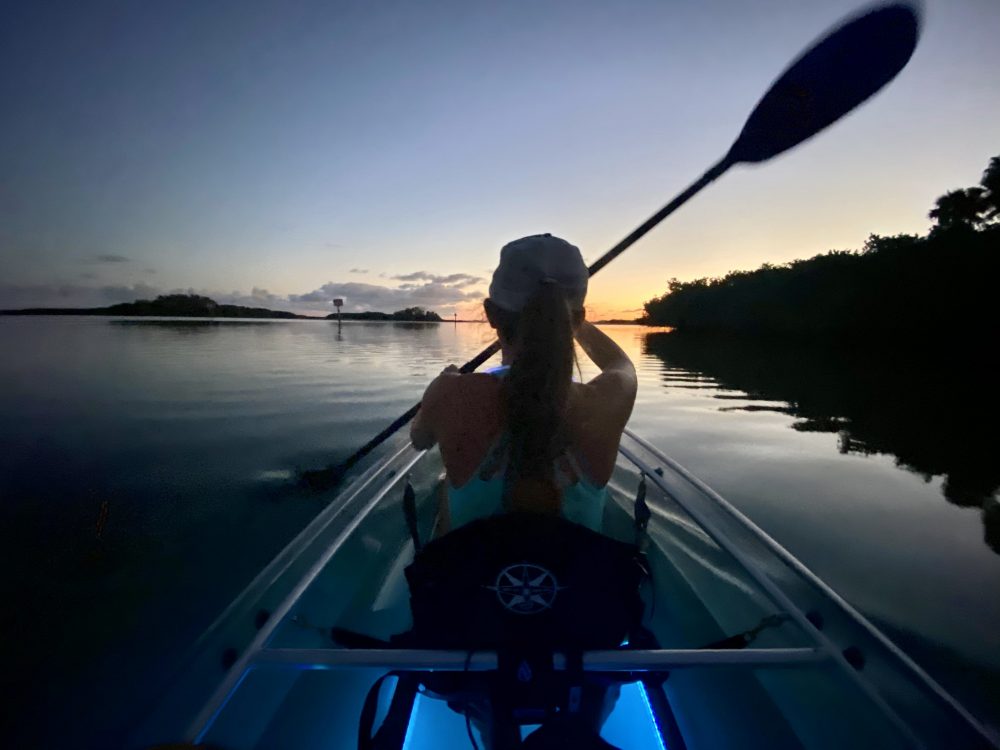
409, 366, 461, 450
410, 379, 441, 450
570, 322, 638, 483
575, 321, 636, 376
410, 407, 436, 450
574, 320, 638, 416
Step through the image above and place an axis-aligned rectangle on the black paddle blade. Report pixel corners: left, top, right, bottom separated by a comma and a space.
729, 3, 920, 165
297, 463, 347, 491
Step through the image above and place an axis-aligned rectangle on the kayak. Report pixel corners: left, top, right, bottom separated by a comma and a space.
132, 428, 998, 749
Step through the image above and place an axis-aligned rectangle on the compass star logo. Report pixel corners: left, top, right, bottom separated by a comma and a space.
488, 563, 564, 614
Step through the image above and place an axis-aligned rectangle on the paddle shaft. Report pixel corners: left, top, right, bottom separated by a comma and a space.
336, 155, 733, 473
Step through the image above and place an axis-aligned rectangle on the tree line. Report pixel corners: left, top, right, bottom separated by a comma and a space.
325, 306, 442, 321
642, 155, 1000, 339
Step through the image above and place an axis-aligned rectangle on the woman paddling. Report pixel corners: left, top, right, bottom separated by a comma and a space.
410, 233, 637, 533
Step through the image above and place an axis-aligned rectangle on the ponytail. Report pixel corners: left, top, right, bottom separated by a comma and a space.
502, 281, 575, 514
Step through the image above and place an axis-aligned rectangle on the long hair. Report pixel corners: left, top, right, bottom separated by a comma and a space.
486, 282, 576, 514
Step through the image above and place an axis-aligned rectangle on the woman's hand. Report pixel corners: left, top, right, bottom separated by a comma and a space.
411, 366, 460, 449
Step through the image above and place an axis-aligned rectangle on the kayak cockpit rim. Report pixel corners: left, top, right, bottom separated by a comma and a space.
186, 445, 428, 743
622, 427, 996, 746
250, 646, 828, 670
190, 441, 421, 656
180, 429, 998, 748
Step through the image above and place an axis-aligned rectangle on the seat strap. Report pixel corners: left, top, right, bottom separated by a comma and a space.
402, 478, 421, 552
633, 473, 650, 549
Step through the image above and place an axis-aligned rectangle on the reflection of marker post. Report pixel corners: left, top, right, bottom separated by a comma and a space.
333, 298, 344, 325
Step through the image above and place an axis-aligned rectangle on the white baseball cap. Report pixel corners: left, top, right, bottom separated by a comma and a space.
487, 234, 588, 312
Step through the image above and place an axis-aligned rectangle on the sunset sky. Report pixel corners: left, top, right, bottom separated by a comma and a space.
2, 0, 998, 319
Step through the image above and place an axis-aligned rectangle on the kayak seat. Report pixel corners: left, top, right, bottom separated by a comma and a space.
345, 512, 651, 749
398, 512, 647, 650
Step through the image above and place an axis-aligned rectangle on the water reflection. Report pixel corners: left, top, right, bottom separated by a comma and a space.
109, 318, 280, 328
643, 332, 1000, 555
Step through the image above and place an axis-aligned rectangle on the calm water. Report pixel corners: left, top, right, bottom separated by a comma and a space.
1, 317, 997, 746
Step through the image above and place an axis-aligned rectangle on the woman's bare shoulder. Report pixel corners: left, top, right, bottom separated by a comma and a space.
461, 372, 503, 387
424, 369, 495, 395
424, 371, 501, 415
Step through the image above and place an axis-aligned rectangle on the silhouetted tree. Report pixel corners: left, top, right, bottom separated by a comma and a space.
642, 153, 1000, 339
929, 188, 986, 233
390, 307, 442, 321
861, 233, 920, 254
980, 156, 1000, 221
101, 294, 303, 318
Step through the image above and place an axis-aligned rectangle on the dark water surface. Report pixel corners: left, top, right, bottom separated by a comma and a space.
1, 317, 997, 745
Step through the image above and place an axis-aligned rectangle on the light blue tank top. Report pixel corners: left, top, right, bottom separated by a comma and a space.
446, 365, 608, 532
447, 457, 608, 532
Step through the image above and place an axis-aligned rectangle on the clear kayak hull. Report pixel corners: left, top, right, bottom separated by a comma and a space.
131, 430, 998, 749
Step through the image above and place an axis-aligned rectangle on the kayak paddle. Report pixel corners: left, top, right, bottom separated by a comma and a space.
300, 2, 920, 491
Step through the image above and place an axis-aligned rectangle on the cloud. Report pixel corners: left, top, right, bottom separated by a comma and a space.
391, 271, 435, 283
0, 283, 161, 309
153, 286, 286, 309
212, 286, 287, 308
154, 275, 485, 316
98, 283, 161, 302
390, 271, 484, 287
0, 269, 487, 316
95, 254, 130, 263
288, 275, 485, 314
349, 268, 369, 274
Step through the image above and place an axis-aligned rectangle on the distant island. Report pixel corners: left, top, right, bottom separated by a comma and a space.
1, 293, 318, 319
641, 153, 1000, 340
327, 306, 442, 322
1, 294, 444, 322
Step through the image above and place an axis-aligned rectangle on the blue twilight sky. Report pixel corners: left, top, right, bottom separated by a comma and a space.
1, 0, 998, 318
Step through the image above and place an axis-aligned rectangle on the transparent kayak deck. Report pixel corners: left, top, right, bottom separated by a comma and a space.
132, 429, 997, 749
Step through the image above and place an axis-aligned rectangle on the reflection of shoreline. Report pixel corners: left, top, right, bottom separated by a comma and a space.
101, 318, 450, 339
104, 318, 447, 327
110, 318, 279, 325
643, 332, 1000, 555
